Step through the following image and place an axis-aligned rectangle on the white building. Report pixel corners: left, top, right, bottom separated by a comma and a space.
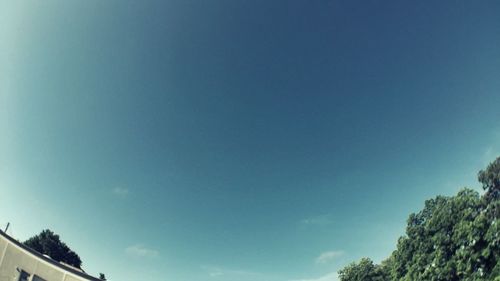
0, 230, 101, 281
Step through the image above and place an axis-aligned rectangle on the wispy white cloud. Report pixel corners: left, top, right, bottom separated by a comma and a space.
290, 271, 339, 281
315, 251, 344, 264
125, 244, 159, 258
300, 215, 332, 226
112, 187, 129, 196
201, 265, 257, 278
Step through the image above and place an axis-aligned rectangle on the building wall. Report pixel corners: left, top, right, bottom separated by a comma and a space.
0, 233, 99, 281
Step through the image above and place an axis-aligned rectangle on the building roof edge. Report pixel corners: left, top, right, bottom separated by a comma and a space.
0, 230, 102, 281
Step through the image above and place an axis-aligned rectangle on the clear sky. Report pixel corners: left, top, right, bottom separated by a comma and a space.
1, 1, 500, 281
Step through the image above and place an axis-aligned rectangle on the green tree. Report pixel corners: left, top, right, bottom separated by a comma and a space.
24, 229, 82, 268
478, 157, 500, 280
338, 156, 500, 281
338, 258, 389, 281
390, 189, 488, 280
478, 156, 500, 201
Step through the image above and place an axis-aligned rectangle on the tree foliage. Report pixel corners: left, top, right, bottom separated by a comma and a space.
479, 156, 500, 201
24, 229, 82, 268
338, 156, 500, 281
339, 258, 390, 281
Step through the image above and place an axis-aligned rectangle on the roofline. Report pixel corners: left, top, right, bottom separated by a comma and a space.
0, 230, 102, 281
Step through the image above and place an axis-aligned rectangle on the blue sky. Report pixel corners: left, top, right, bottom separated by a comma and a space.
1, 1, 500, 281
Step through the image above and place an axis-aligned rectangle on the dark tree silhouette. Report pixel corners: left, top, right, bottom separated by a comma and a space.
24, 229, 82, 268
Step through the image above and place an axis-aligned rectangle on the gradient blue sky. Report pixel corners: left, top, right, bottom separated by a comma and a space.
1, 1, 500, 281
